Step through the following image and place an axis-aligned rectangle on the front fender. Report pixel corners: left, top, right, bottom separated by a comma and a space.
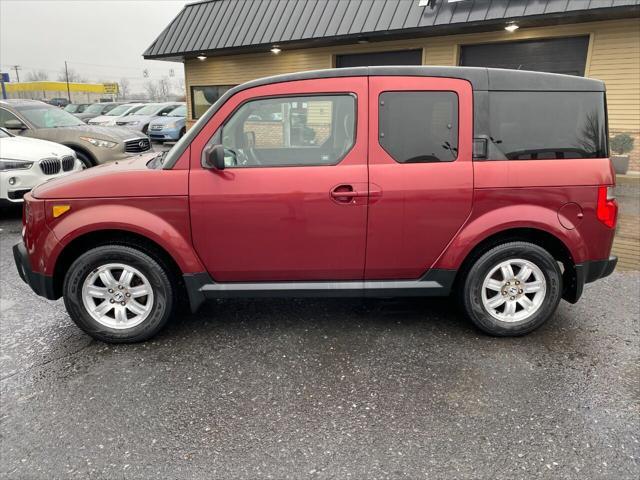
433, 204, 584, 270
43, 198, 204, 275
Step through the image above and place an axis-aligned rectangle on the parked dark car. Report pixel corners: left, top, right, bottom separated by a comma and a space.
64, 103, 91, 114
47, 97, 70, 108
13, 67, 617, 343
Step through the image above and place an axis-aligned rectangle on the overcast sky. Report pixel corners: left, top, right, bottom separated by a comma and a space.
0, 0, 188, 93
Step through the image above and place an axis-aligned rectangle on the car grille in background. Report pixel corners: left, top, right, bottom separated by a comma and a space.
61, 155, 75, 171
39, 158, 61, 175
125, 138, 151, 153
39, 156, 76, 175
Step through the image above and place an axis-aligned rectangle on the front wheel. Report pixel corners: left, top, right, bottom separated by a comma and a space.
460, 242, 562, 336
74, 150, 93, 169
63, 245, 175, 343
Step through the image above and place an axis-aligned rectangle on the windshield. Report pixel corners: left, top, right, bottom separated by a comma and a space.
0, 128, 11, 138
134, 104, 163, 115
84, 103, 109, 114
168, 105, 186, 117
106, 105, 131, 116
64, 104, 79, 113
16, 105, 85, 128
125, 105, 144, 116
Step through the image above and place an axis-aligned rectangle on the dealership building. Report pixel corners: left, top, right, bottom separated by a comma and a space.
145, 0, 640, 171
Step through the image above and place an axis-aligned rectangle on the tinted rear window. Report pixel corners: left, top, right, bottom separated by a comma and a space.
488, 91, 607, 160
379, 91, 459, 163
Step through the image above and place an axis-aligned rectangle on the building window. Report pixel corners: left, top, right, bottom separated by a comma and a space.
379, 91, 458, 163
219, 94, 356, 168
191, 85, 234, 119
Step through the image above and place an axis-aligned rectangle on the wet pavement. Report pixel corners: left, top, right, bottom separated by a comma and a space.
0, 173, 639, 479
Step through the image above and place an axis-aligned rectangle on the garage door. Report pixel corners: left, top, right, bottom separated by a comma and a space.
459, 36, 590, 76
336, 49, 422, 68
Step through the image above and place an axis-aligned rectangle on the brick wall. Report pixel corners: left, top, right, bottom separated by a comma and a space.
244, 122, 331, 149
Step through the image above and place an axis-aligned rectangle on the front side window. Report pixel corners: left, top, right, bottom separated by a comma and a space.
191, 85, 234, 119
220, 95, 356, 168
0, 108, 21, 129
488, 91, 607, 159
379, 91, 459, 163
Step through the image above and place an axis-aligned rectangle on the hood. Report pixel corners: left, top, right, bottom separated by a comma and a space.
74, 112, 97, 120
0, 136, 75, 161
40, 124, 145, 141
117, 114, 153, 124
149, 116, 185, 127
32, 151, 188, 199
87, 115, 113, 124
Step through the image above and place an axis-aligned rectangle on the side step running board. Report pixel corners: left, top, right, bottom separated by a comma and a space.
182, 270, 456, 313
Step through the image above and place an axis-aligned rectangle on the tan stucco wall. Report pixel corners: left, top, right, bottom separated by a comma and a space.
184, 18, 640, 170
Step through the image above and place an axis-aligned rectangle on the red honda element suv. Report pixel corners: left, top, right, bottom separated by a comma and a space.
13, 67, 618, 343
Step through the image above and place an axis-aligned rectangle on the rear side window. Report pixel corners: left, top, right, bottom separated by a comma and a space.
488, 91, 607, 159
379, 91, 458, 163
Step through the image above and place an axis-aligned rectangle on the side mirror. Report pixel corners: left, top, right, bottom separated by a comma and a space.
4, 119, 27, 131
202, 144, 225, 170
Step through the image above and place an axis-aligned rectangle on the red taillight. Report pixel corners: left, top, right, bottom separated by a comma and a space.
596, 186, 618, 228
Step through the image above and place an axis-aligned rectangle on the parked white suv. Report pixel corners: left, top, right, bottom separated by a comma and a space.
0, 128, 82, 204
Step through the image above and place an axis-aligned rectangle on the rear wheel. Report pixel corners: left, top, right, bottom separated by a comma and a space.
460, 242, 562, 336
63, 245, 174, 343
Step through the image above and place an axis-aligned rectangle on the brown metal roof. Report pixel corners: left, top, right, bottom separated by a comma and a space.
144, 0, 640, 60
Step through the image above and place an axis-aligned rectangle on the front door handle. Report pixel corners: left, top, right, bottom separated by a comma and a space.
330, 184, 367, 203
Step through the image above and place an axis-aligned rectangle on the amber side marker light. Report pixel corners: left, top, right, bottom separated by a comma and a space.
52, 205, 71, 218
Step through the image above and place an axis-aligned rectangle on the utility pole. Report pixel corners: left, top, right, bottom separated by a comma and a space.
11, 65, 21, 82
11, 65, 21, 98
64, 61, 72, 102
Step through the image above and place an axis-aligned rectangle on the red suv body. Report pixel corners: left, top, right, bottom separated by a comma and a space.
13, 67, 618, 343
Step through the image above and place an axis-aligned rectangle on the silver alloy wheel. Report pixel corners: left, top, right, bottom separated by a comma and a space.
81, 263, 154, 330
481, 258, 547, 323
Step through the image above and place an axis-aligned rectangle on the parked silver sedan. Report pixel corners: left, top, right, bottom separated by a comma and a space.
114, 102, 183, 135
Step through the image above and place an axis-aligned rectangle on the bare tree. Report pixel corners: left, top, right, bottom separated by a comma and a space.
144, 80, 159, 101
158, 77, 171, 100
176, 77, 185, 95
26, 70, 49, 81
119, 78, 130, 100
57, 67, 87, 83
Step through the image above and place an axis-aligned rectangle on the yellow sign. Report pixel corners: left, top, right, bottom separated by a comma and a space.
103, 83, 119, 94
5, 81, 117, 94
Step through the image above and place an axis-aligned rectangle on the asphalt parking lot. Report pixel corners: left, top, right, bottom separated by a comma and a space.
0, 174, 638, 479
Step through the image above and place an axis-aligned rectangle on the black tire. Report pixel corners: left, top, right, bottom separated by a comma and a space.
142, 124, 149, 135
460, 241, 562, 336
63, 245, 175, 343
74, 150, 93, 169
179, 127, 186, 139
